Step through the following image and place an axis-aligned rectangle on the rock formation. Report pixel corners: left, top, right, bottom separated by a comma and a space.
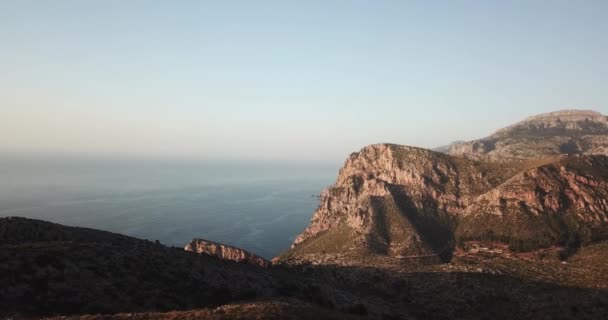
185, 238, 270, 267
280, 110, 608, 265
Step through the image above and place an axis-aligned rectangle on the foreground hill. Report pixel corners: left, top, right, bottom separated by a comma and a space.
0, 217, 275, 316
2, 218, 608, 319
0, 217, 385, 319
447, 110, 608, 160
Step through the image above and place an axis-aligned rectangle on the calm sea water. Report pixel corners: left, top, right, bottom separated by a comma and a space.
0, 156, 338, 259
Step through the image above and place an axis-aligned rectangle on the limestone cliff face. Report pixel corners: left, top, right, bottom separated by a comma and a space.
283, 143, 608, 264
289, 144, 503, 261
447, 110, 608, 160
185, 239, 270, 267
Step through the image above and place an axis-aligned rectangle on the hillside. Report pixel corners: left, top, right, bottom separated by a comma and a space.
279, 144, 608, 265
0, 217, 379, 319
280, 110, 608, 266
3, 217, 608, 320
0, 217, 276, 317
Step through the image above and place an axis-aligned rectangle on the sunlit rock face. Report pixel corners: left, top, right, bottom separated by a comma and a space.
185, 238, 270, 267
281, 111, 608, 266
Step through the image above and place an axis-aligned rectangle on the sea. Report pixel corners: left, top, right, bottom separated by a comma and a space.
0, 156, 339, 259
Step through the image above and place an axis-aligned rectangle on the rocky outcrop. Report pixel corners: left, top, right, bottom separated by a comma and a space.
285, 144, 506, 263
185, 239, 270, 267
447, 110, 608, 160
282, 141, 608, 265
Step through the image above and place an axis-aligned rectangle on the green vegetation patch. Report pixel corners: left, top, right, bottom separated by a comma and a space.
279, 224, 358, 260
455, 208, 606, 254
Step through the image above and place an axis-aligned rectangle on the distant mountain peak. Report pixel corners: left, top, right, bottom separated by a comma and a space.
522, 109, 605, 122
447, 109, 608, 160
495, 109, 608, 134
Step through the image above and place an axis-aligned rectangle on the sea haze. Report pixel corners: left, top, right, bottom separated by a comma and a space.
0, 156, 338, 259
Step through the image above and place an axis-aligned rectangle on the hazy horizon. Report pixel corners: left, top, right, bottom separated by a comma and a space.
2, 1, 607, 162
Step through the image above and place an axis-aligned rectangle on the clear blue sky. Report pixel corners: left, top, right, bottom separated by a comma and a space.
1, 1, 607, 162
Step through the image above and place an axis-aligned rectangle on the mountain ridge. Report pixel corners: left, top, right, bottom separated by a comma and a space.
280, 110, 608, 265
446, 109, 608, 160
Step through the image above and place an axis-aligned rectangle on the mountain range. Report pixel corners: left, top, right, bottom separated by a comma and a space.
447, 110, 608, 160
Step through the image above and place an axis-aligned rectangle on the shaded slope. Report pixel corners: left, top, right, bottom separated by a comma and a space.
0, 217, 385, 319
0, 217, 275, 317
43, 299, 363, 320
2, 217, 608, 319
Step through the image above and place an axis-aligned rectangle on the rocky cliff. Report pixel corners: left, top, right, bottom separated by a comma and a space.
447, 110, 608, 160
185, 239, 270, 267
280, 111, 608, 265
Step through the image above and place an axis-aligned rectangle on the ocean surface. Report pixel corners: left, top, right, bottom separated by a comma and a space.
0, 156, 339, 259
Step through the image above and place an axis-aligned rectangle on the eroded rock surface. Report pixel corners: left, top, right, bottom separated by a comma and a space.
282, 141, 608, 265
185, 239, 270, 267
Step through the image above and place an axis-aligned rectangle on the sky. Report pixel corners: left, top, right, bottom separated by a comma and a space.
1, 0, 607, 163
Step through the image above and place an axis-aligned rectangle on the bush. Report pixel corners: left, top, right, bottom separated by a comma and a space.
346, 303, 368, 315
